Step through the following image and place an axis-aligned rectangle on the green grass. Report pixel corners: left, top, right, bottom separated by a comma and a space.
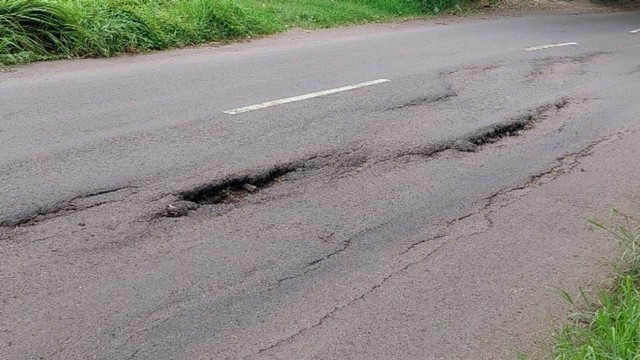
0, 0, 469, 65
548, 212, 640, 360
0, 0, 77, 64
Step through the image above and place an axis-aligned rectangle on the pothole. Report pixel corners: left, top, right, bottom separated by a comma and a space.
460, 98, 568, 150
0, 98, 574, 226
162, 98, 570, 219
453, 119, 533, 152
180, 165, 298, 205
396, 97, 569, 157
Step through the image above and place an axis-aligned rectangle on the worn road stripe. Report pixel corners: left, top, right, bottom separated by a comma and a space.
630, 28, 640, 34
522, 42, 578, 52
223, 79, 391, 114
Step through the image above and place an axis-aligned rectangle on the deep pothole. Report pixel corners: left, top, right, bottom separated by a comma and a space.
180, 165, 297, 205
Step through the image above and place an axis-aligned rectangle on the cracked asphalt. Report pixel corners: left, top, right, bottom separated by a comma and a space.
2, 9, 640, 360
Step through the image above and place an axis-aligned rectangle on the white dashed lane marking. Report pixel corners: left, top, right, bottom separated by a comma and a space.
522, 42, 578, 52
223, 79, 391, 115
630, 28, 640, 34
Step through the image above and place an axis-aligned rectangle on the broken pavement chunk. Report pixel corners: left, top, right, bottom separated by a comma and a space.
242, 184, 258, 192
165, 201, 199, 218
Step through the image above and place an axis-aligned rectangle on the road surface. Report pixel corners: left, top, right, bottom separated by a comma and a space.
2, 10, 640, 359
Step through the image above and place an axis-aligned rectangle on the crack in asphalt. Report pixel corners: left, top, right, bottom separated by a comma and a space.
249, 132, 624, 357
1, 185, 138, 228
254, 212, 501, 358
399, 233, 447, 255
125, 348, 140, 360
386, 90, 457, 111
483, 131, 623, 210
445, 132, 626, 244
445, 63, 504, 77
267, 222, 389, 292
254, 206, 516, 356
253, 237, 449, 358
438, 132, 627, 246
114, 294, 201, 359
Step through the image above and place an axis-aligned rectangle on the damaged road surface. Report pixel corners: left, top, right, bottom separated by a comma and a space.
2, 11, 640, 360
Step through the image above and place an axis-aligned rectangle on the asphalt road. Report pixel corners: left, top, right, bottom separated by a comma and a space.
2, 10, 640, 360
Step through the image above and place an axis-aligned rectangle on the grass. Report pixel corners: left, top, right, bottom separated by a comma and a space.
0, 0, 470, 65
0, 0, 77, 64
547, 211, 640, 360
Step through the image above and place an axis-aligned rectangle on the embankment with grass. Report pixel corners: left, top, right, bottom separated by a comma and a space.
0, 0, 468, 65
546, 213, 640, 359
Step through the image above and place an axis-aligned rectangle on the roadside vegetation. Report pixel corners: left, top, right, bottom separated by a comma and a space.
0, 0, 469, 65
545, 212, 640, 359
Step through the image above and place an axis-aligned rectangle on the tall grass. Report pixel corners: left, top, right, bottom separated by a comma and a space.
551, 212, 640, 359
0, 0, 469, 65
0, 0, 76, 64
70, 1, 160, 57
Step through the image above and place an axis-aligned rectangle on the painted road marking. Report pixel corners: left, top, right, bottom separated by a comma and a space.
223, 79, 391, 115
522, 42, 578, 52
630, 28, 640, 34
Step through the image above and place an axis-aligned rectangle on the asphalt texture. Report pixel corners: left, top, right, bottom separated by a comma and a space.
2, 9, 640, 360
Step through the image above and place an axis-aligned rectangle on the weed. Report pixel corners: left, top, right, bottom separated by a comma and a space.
549, 211, 640, 360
